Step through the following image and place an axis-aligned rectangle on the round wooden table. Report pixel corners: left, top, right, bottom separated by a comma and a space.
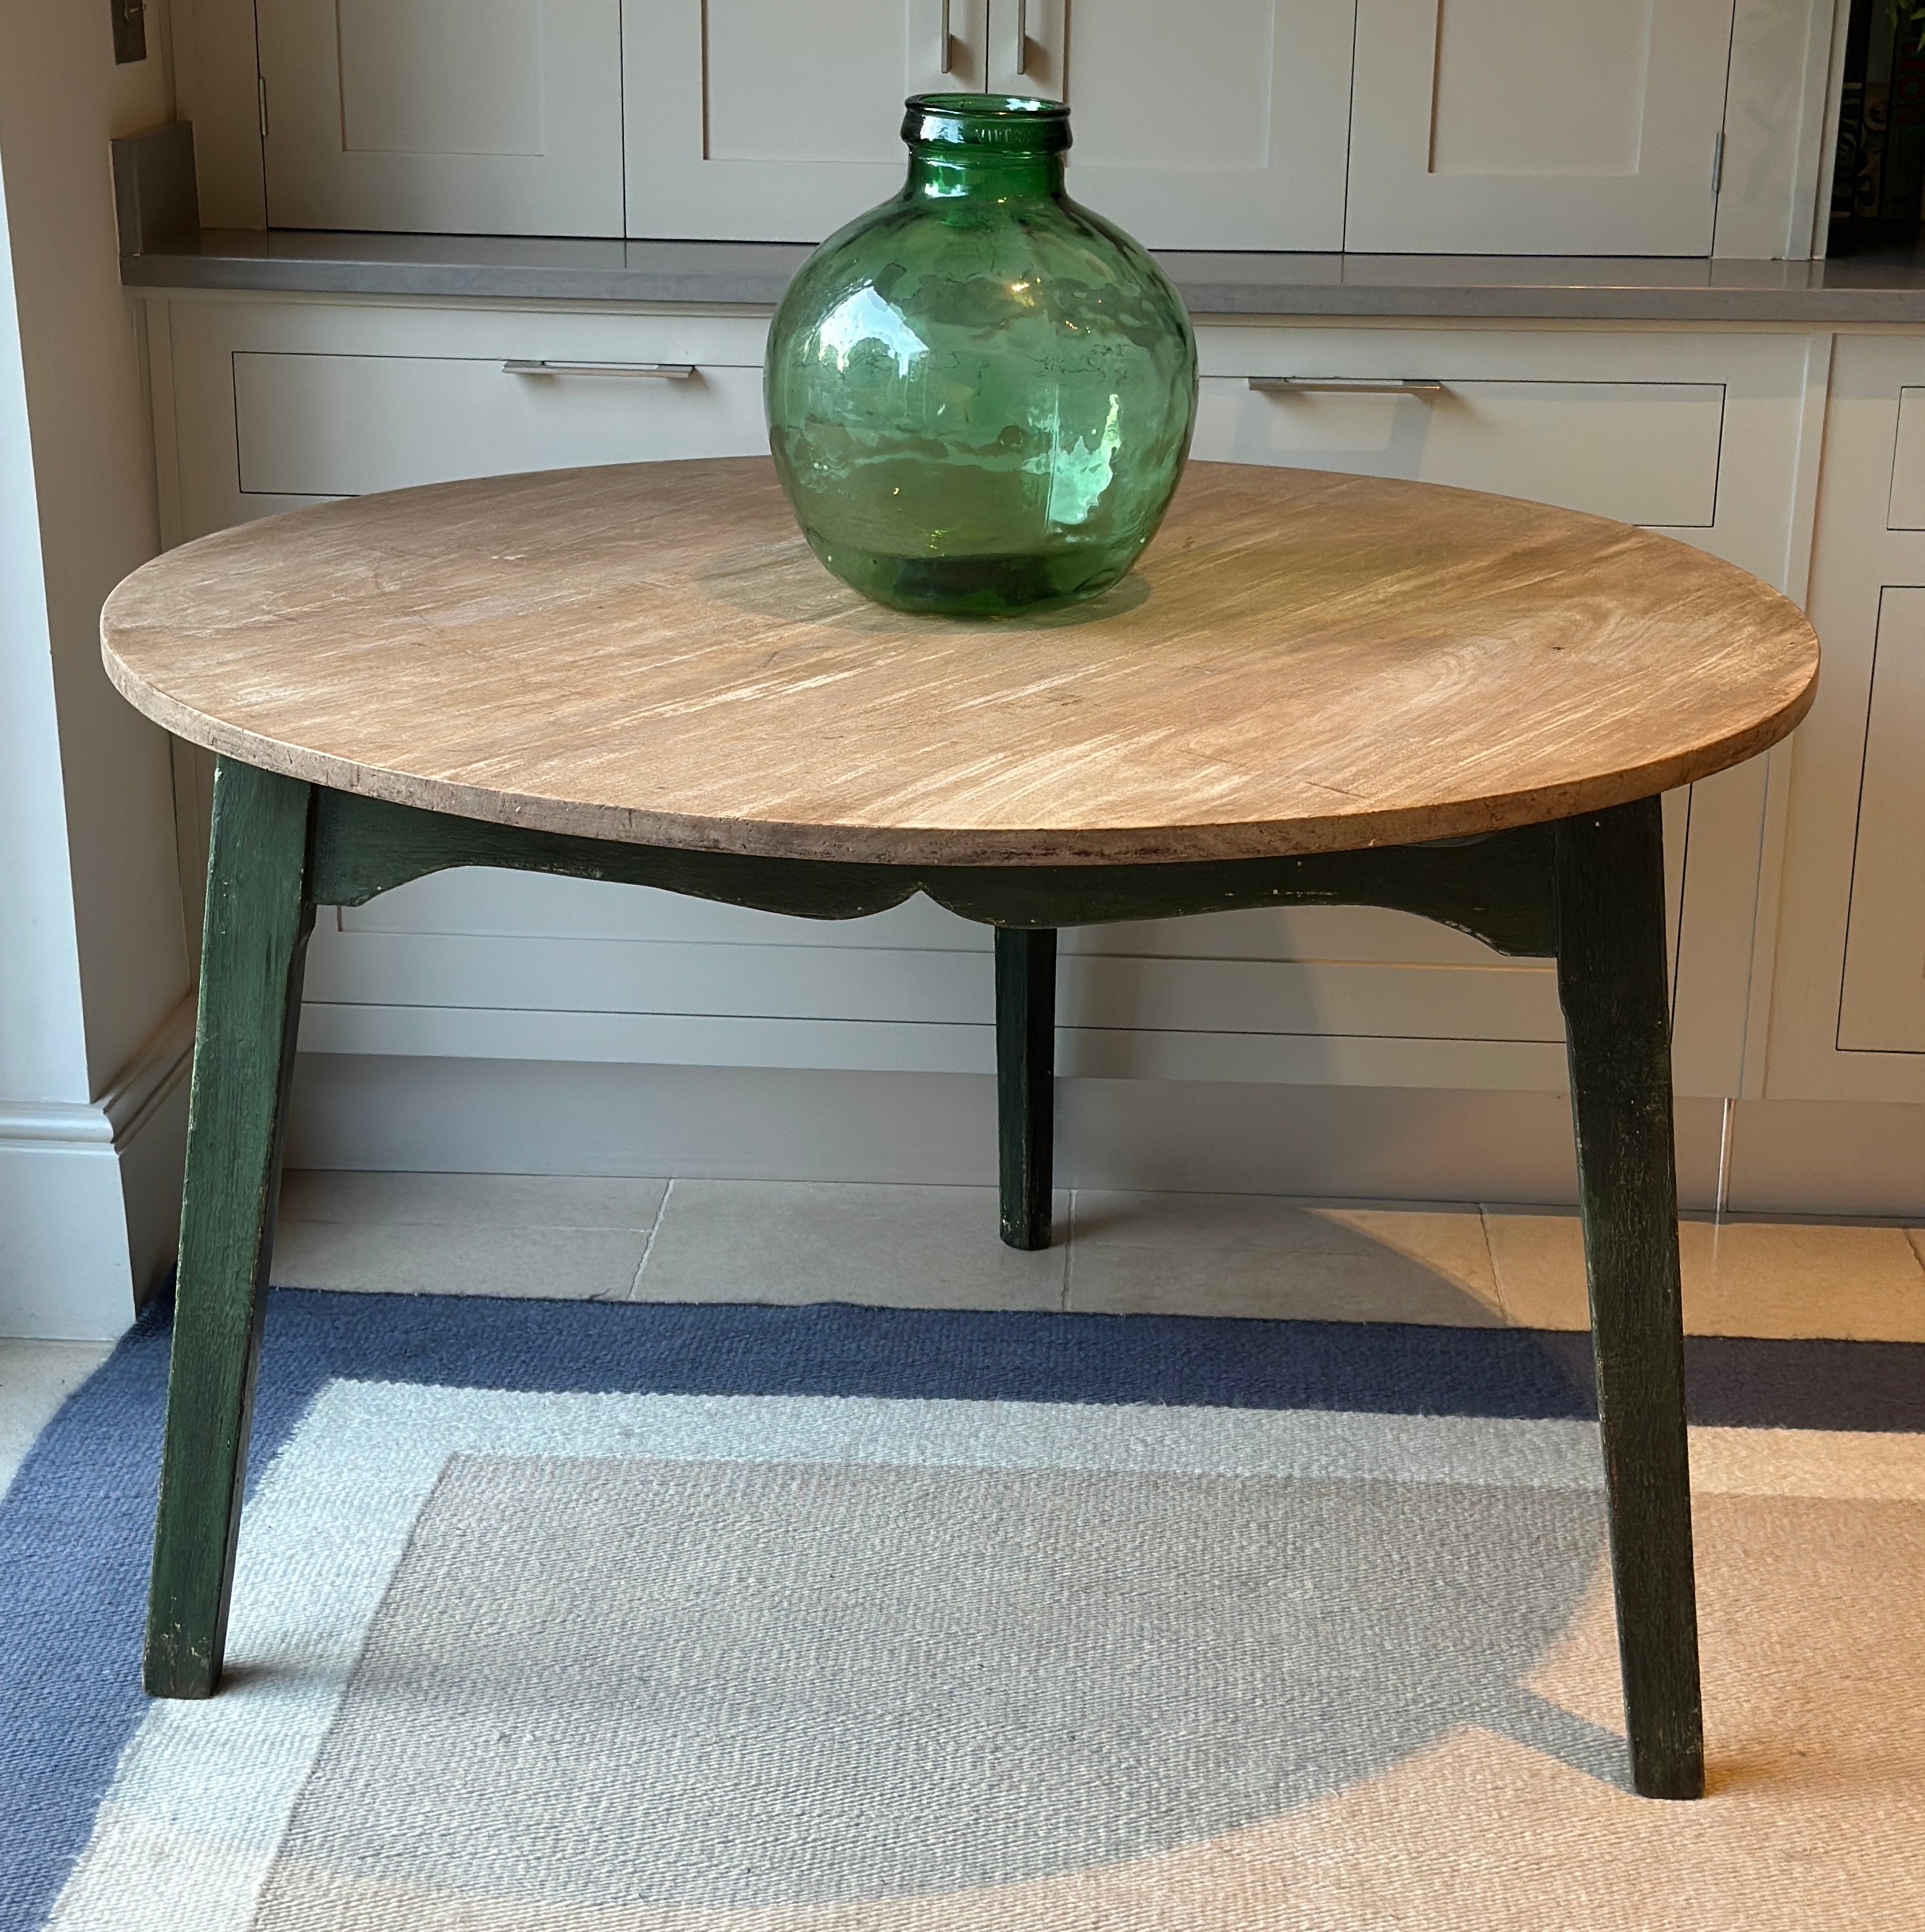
104, 456, 1820, 1799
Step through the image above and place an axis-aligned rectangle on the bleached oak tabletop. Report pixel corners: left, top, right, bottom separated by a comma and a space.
100, 456, 1820, 867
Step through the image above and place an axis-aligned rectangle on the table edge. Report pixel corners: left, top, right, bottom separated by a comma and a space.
102, 639, 1819, 868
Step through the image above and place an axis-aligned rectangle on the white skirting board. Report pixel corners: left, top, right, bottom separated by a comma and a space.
286, 1056, 1925, 1219
0, 1141, 154, 1340
0, 996, 193, 1339
288, 1056, 1751, 1213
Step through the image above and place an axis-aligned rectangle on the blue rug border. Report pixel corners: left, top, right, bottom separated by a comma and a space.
3, 1285, 1922, 1931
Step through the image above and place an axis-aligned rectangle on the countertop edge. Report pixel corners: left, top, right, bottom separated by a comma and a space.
106, 126, 1925, 325
118, 237, 1925, 326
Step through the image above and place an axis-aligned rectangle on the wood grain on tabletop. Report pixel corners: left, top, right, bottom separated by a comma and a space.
99, 457, 1820, 866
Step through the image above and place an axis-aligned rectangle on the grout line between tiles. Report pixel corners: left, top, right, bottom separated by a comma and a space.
1476, 1204, 1515, 1327
1901, 1226, 1925, 1285
1061, 1188, 1078, 1313
627, 1177, 674, 1300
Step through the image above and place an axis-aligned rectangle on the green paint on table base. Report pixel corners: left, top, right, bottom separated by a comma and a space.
143, 762, 314, 1699
1553, 798, 1704, 1801
145, 762, 1704, 1798
995, 927, 1057, 1251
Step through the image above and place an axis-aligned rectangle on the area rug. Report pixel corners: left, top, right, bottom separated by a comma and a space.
3, 1292, 1924, 1931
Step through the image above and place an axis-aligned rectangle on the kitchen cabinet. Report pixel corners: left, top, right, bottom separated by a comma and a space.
1768, 336, 1925, 1102
1837, 587, 1925, 1053
147, 296, 1812, 1105
622, 0, 1356, 247
990, 0, 1356, 250
256, 0, 625, 235
229, 350, 769, 497
622, 0, 984, 241
237, 0, 1771, 253
1343, 0, 1736, 255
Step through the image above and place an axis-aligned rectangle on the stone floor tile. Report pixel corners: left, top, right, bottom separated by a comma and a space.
271, 1220, 650, 1299
1312, 1205, 1504, 1319
1067, 1192, 1504, 1325
1479, 1211, 1593, 1331
1483, 1210, 1925, 1340
635, 1180, 1067, 1311
1683, 1220, 1925, 1340
279, 1169, 668, 1229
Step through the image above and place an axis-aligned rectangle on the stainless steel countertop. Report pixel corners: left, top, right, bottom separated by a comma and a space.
119, 227, 1925, 324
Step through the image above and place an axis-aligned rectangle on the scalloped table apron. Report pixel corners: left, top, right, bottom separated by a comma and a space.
100, 455, 1821, 1801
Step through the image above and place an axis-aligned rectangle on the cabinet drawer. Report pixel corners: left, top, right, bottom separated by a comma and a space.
1192, 374, 1723, 528
233, 350, 769, 497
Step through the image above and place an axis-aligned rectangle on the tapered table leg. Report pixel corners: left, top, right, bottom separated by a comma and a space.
994, 927, 1057, 1250
143, 760, 316, 1698
1553, 798, 1704, 1799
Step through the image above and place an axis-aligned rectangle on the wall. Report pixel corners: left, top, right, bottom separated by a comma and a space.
0, 0, 193, 1337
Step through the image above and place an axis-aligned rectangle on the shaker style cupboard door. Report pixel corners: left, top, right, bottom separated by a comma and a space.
1761, 336, 1925, 1105
624, 0, 988, 240
1344, 0, 1735, 254
256, 0, 624, 235
1838, 588, 1925, 1053
986, 0, 1356, 250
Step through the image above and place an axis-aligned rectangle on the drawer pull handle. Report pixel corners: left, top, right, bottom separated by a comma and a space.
1248, 376, 1445, 397
503, 360, 698, 379
940, 0, 953, 71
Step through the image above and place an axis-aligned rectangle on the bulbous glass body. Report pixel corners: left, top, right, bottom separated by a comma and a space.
765, 94, 1198, 617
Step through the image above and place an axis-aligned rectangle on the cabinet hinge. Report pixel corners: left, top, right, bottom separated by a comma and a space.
1711, 130, 1725, 197
257, 75, 269, 144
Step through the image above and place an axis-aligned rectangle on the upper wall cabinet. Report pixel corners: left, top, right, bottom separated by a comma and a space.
623, 0, 989, 241
622, 0, 1354, 246
989, 0, 1356, 250
231, 0, 1775, 254
1344, 0, 1736, 255
256, 0, 624, 234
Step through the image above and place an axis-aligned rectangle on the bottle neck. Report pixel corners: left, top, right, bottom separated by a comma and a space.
905, 146, 1065, 203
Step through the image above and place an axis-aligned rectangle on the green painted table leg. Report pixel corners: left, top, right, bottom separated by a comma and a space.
994, 927, 1057, 1250
1553, 798, 1705, 1800
143, 760, 316, 1699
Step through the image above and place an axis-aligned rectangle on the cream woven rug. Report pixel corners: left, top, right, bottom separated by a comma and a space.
8, 1292, 1922, 1931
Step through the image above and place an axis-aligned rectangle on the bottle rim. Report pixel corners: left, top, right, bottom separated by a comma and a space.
902, 93, 1072, 154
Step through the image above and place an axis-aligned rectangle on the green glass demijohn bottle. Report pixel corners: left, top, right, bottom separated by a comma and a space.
765, 94, 1198, 617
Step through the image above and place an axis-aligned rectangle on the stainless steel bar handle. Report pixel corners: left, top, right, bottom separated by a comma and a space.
1247, 376, 1445, 396
1015, 0, 1029, 73
503, 360, 698, 379
940, 0, 953, 73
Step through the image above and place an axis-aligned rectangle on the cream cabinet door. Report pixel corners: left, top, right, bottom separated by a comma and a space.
1839, 589, 1925, 1053
1185, 324, 1818, 1100
624, 0, 986, 240
1344, 0, 1734, 254
1764, 337, 1925, 1105
987, 0, 1356, 250
256, 0, 624, 235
